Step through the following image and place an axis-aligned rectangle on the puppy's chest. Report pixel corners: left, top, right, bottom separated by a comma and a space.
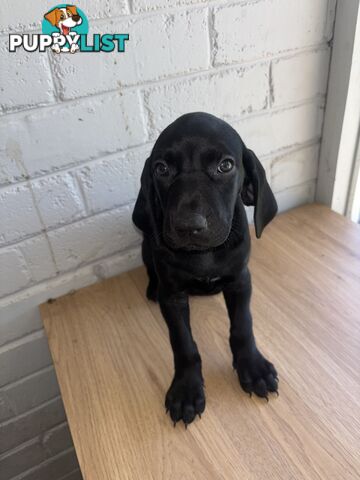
186, 274, 224, 295
172, 252, 236, 294
157, 243, 246, 293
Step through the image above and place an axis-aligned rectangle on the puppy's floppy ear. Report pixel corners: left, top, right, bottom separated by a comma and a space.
241, 148, 278, 238
67, 5, 78, 15
133, 157, 160, 242
44, 8, 58, 26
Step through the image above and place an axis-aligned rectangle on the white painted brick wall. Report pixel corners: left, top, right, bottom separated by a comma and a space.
133, 0, 208, 13
0, 184, 42, 245
0, 145, 25, 185
144, 64, 269, 136
271, 48, 331, 107
276, 180, 317, 212
0, 1, 336, 478
0, 47, 55, 113
271, 144, 319, 193
0, 308, 42, 348
234, 102, 323, 157
77, 145, 151, 214
0, 248, 31, 297
19, 235, 57, 283
0, 331, 52, 387
31, 173, 86, 229
0, 238, 56, 297
48, 204, 139, 272
52, 9, 210, 99
213, 0, 331, 65
0, 92, 147, 178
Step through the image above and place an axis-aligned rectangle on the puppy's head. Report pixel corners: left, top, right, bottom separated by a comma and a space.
44, 5, 82, 33
133, 112, 277, 250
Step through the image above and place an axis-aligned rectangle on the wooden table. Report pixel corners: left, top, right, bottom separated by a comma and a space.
41, 204, 360, 480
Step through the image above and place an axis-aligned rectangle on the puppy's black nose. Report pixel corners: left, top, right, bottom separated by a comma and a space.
72, 14, 80, 21
174, 213, 207, 235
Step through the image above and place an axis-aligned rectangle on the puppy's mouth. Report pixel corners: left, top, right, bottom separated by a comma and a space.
162, 226, 232, 253
61, 25, 70, 35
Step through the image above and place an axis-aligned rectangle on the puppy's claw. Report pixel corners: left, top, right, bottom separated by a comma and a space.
173, 421, 177, 428
166, 407, 169, 414
198, 413, 201, 419
265, 395, 269, 403
185, 423, 188, 430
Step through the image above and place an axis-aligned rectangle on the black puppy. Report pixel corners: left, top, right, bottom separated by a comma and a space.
132, 112, 278, 426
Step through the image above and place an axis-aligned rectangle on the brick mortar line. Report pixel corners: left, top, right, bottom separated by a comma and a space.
0, 422, 69, 462
9, 155, 60, 276
8, 446, 76, 480
0, 41, 330, 120
0, 95, 325, 193
273, 177, 316, 196
0, 329, 46, 355
0, 139, 153, 190
45, 48, 62, 102
72, 173, 91, 218
0, 243, 142, 308
207, 7, 217, 67
136, 89, 151, 146
0, 200, 137, 251
0, 365, 55, 392
0, 395, 62, 428
261, 138, 320, 162
126, 0, 133, 15
26, 182, 60, 274
268, 62, 275, 107
57, 468, 82, 480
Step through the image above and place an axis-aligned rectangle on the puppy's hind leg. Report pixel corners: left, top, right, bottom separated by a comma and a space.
142, 238, 158, 302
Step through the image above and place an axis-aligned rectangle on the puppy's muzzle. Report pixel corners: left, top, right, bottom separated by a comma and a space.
174, 213, 208, 237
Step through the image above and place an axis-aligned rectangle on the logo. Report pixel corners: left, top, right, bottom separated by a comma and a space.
9, 4, 129, 54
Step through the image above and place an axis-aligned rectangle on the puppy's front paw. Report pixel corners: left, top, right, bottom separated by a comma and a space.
70, 43, 79, 54
165, 370, 205, 427
236, 351, 278, 400
52, 44, 61, 54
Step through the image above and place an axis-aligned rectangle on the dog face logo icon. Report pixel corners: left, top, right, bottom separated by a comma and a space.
9, 4, 129, 54
43, 4, 88, 53
44, 5, 83, 36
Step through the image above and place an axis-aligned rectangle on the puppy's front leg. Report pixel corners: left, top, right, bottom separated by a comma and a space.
223, 268, 278, 399
159, 290, 205, 426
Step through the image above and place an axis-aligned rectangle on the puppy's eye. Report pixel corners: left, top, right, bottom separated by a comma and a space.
218, 158, 234, 173
154, 161, 169, 176
60, 13, 65, 19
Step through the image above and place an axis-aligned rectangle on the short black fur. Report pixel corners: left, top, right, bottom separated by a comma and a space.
133, 112, 278, 426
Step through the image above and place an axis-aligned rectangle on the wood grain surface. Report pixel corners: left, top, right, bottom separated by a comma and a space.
41, 204, 360, 480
